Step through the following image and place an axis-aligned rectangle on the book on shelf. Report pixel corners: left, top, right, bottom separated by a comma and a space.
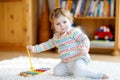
67, 0, 73, 11
99, 0, 104, 17
83, 0, 90, 16
110, 0, 115, 17
70, 0, 78, 15
80, 0, 86, 16
94, 0, 99, 17
56, 0, 60, 8
103, 0, 108, 17
56, 0, 116, 17
61, 0, 67, 8
74, 0, 82, 17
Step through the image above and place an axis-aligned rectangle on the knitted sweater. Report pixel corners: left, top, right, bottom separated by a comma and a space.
33, 28, 90, 62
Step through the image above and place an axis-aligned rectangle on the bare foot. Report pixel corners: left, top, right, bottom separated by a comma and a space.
102, 74, 109, 79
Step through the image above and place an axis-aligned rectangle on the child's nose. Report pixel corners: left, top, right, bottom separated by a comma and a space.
60, 23, 64, 27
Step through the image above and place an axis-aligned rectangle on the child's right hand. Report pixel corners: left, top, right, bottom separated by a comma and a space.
26, 45, 35, 53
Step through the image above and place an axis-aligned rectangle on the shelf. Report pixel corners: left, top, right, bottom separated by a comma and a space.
90, 40, 115, 50
74, 17, 115, 20
90, 47, 115, 50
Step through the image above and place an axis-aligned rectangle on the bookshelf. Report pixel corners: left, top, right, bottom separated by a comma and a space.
56, 0, 120, 55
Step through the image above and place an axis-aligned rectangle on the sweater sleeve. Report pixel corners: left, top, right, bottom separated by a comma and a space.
73, 28, 90, 52
32, 39, 55, 53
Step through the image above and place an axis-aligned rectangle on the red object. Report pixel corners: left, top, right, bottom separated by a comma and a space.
34, 69, 46, 72
94, 26, 113, 40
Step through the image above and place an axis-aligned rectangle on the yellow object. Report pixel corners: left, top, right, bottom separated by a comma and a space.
27, 49, 34, 71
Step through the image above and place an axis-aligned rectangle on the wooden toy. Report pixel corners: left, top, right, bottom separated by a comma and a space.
20, 68, 50, 77
20, 49, 50, 77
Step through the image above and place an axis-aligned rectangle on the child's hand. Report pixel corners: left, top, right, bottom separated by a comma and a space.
26, 45, 35, 53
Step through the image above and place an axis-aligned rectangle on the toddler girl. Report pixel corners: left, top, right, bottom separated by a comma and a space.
27, 8, 108, 79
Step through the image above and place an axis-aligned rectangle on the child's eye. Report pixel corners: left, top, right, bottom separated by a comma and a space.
56, 23, 60, 25
63, 21, 66, 23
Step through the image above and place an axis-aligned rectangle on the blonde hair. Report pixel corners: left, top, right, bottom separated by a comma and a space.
49, 8, 73, 24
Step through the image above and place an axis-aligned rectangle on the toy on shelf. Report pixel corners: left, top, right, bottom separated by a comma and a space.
94, 26, 113, 41
20, 49, 50, 77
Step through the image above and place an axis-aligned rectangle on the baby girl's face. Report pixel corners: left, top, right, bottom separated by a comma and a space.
53, 15, 72, 35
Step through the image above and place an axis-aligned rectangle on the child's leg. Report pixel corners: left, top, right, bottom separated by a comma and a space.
73, 59, 106, 79
54, 62, 72, 76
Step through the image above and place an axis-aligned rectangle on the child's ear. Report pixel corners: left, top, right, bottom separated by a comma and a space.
51, 24, 53, 30
51, 24, 56, 33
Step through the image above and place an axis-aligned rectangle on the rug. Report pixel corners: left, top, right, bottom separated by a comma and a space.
0, 56, 120, 80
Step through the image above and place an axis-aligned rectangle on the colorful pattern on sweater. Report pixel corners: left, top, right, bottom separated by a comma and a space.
34, 28, 90, 62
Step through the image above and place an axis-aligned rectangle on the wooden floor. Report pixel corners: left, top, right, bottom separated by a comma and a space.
0, 51, 120, 62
